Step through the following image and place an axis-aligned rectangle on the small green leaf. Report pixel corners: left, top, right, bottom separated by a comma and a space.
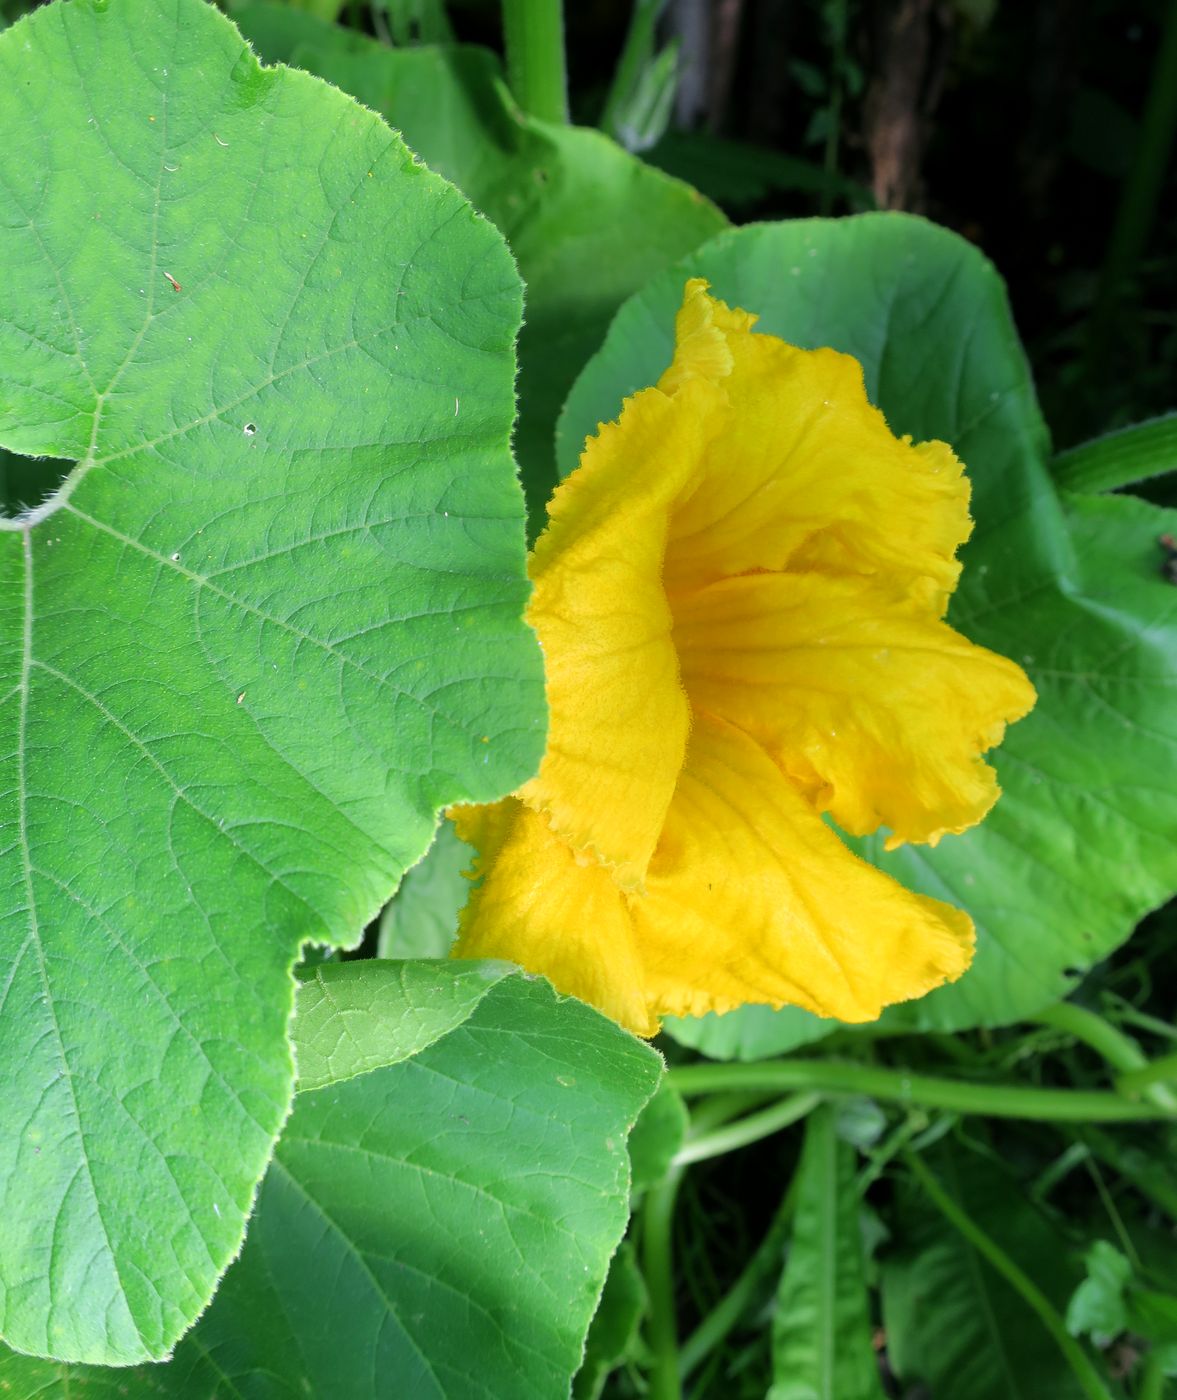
1066, 1241, 1133, 1342
0, 0, 541, 1363
573, 1242, 648, 1400
377, 817, 470, 959
234, 6, 729, 519
1066, 1238, 1177, 1366
627, 1079, 688, 1194
770, 1106, 885, 1400
0, 973, 663, 1397
292, 958, 512, 1091
558, 214, 1177, 1037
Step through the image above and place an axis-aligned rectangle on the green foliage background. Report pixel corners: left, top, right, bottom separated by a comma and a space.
0, 0, 1174, 1395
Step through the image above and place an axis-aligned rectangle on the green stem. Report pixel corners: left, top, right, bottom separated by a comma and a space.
1117, 1052, 1177, 1095
1035, 1003, 1177, 1112
856, 1112, 927, 1194
904, 1152, 1114, 1400
369, 0, 391, 45
1105, 1001, 1177, 1045
679, 1166, 800, 1380
642, 1162, 685, 1400
502, 0, 568, 123
1031, 1141, 1090, 1203
674, 1091, 821, 1167
681, 1089, 777, 1135
1035, 1001, 1149, 1069
1052, 412, 1177, 494
665, 1059, 1176, 1123
638, 1091, 764, 1399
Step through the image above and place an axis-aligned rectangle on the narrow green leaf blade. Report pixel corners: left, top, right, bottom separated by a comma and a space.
0, 0, 541, 1363
770, 1107, 885, 1400
1053, 411, 1177, 494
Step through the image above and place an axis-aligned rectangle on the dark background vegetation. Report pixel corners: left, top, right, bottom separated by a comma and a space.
448, 0, 1177, 464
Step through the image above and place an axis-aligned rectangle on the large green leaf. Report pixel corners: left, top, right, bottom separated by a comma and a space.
770, 1107, 884, 1400
881, 1143, 1088, 1400
558, 215, 1177, 1044
232, 4, 729, 520
0, 0, 542, 1364
0, 967, 663, 1398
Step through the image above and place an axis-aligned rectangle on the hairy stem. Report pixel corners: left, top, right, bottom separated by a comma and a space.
1035, 1002, 1177, 1112
665, 1059, 1176, 1122
674, 1091, 820, 1167
502, 0, 568, 123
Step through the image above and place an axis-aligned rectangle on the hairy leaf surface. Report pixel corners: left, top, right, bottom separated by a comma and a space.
233, 4, 728, 520
0, 0, 541, 1362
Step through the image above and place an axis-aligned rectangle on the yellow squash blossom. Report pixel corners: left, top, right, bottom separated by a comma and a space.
452, 279, 1036, 1037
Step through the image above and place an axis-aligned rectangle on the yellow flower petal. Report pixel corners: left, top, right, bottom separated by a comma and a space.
674, 572, 1037, 845
449, 280, 1035, 1039
452, 715, 974, 1034
658, 276, 757, 396
519, 379, 720, 889
634, 715, 975, 1024
658, 283, 972, 614
451, 799, 658, 1036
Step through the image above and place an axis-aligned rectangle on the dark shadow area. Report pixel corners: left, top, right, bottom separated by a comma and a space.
0, 447, 73, 519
